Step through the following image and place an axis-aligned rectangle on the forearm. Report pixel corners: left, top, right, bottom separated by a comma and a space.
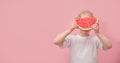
53, 28, 74, 45
96, 32, 112, 49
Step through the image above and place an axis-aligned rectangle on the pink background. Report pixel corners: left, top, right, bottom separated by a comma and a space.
0, 0, 120, 63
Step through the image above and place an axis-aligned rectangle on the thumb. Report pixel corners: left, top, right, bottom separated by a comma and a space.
96, 18, 100, 25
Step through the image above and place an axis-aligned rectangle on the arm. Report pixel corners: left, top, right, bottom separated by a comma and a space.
92, 19, 112, 49
53, 19, 79, 46
53, 28, 74, 46
96, 32, 112, 49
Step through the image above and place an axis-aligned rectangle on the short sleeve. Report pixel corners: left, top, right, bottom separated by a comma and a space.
59, 35, 73, 48
95, 36, 104, 50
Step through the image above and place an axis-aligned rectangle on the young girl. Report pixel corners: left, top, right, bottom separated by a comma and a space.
53, 10, 112, 63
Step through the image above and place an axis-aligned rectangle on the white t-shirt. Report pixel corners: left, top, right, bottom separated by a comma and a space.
59, 34, 104, 63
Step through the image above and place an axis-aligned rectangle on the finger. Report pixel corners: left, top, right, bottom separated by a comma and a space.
92, 24, 97, 29
76, 25, 79, 29
72, 18, 76, 24
96, 18, 100, 25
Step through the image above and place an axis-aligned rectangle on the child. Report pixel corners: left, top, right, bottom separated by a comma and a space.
53, 10, 112, 63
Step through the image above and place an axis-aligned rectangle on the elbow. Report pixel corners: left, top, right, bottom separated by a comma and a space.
53, 40, 63, 46
53, 40, 60, 46
108, 44, 112, 49
53, 41, 58, 45
53, 40, 58, 45
108, 41, 112, 49
105, 43, 112, 49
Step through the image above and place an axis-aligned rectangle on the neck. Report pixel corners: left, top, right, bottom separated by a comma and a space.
79, 30, 90, 37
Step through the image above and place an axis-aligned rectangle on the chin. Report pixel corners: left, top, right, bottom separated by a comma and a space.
80, 29, 91, 32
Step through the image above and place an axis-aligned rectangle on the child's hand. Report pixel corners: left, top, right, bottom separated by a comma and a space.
92, 18, 99, 34
69, 19, 79, 30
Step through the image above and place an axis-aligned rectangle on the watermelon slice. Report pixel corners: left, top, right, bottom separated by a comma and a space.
75, 18, 98, 30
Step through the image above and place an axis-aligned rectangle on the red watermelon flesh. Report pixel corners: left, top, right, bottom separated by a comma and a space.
75, 18, 97, 30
